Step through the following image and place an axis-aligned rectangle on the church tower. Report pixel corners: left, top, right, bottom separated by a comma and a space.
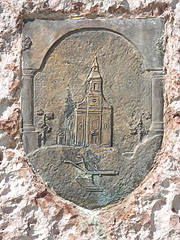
73, 57, 112, 147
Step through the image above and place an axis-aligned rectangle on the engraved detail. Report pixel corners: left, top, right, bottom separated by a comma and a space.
129, 112, 151, 142
22, 69, 36, 132
22, 36, 32, 51
73, 57, 113, 147
155, 34, 164, 53
57, 57, 113, 147
37, 109, 54, 147
56, 85, 75, 146
64, 154, 119, 192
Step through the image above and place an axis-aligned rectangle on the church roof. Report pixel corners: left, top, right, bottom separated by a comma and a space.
88, 57, 102, 80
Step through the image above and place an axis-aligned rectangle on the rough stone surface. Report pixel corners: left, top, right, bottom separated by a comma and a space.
0, 0, 180, 239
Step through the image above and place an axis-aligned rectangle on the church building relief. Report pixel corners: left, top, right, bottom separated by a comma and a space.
57, 57, 113, 147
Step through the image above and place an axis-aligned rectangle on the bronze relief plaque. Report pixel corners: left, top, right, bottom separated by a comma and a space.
22, 19, 164, 209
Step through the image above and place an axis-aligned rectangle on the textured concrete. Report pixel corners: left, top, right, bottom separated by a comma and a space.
0, 0, 180, 239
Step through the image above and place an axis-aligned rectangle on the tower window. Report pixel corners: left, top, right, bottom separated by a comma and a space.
94, 83, 98, 90
79, 122, 83, 129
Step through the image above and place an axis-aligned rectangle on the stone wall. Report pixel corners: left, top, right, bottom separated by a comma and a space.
0, 0, 180, 239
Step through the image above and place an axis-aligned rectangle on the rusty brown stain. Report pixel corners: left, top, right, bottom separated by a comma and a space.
0, 109, 21, 135
71, 2, 85, 12
108, 5, 129, 14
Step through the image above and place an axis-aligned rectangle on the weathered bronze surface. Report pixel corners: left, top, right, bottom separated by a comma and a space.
22, 18, 164, 209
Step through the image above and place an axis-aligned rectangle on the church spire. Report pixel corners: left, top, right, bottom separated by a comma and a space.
89, 56, 101, 74
86, 57, 102, 93
92, 56, 99, 70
